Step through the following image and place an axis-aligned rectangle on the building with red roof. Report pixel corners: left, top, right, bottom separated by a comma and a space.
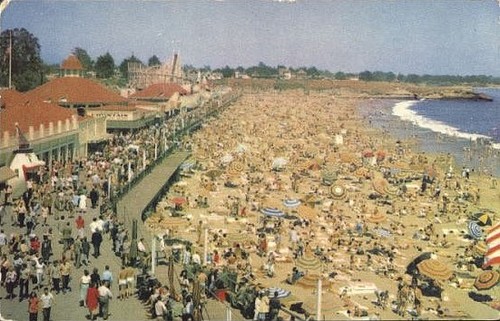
130, 83, 188, 101
26, 77, 127, 108
60, 54, 84, 77
0, 88, 107, 173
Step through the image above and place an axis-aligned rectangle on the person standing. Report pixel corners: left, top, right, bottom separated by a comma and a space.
257, 292, 269, 321
40, 287, 54, 321
98, 280, 113, 320
269, 291, 281, 321
86, 282, 100, 321
154, 296, 168, 321
79, 269, 91, 307
60, 258, 72, 293
41, 235, 52, 263
181, 296, 193, 321
28, 291, 41, 321
75, 215, 85, 239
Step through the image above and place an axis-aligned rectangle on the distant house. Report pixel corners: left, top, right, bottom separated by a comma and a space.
295, 69, 308, 79
278, 67, 292, 80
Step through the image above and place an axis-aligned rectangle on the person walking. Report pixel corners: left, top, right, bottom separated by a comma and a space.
41, 235, 52, 263
18, 263, 32, 301
80, 269, 91, 307
102, 265, 113, 286
91, 230, 103, 258
73, 236, 82, 269
90, 187, 99, 209
40, 287, 54, 321
98, 281, 113, 320
86, 282, 100, 321
81, 237, 90, 266
181, 296, 193, 321
48, 260, 61, 294
28, 291, 41, 321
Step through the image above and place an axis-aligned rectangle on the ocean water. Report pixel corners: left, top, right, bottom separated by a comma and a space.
359, 91, 500, 177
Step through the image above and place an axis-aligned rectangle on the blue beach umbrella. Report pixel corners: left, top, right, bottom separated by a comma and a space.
261, 207, 285, 218
283, 199, 301, 209
266, 287, 291, 299
468, 221, 483, 240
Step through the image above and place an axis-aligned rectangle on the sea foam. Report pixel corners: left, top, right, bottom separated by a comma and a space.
393, 101, 498, 149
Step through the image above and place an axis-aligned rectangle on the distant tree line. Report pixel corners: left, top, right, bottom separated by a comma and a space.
2, 27, 500, 91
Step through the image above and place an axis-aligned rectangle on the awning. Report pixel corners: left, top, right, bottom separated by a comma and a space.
0, 166, 16, 182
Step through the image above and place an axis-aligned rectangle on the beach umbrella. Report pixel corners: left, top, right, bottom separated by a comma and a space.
474, 213, 493, 227
372, 178, 389, 195
474, 270, 500, 291
266, 287, 291, 299
484, 222, 500, 268
283, 199, 301, 209
362, 150, 374, 158
171, 196, 187, 205
330, 185, 347, 200
205, 169, 224, 179
373, 227, 391, 238
220, 154, 234, 165
468, 221, 483, 240
260, 207, 285, 218
272, 157, 288, 170
180, 159, 196, 170
473, 241, 488, 256
417, 259, 453, 281
366, 211, 387, 224
406, 252, 433, 275
295, 255, 323, 273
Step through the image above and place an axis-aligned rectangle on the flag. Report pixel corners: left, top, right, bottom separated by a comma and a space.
0, 0, 13, 14
483, 222, 500, 268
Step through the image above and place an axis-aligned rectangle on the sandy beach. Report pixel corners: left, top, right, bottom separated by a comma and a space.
147, 89, 500, 320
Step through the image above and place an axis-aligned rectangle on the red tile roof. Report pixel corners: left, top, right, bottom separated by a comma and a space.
0, 88, 25, 108
26, 77, 127, 105
91, 105, 138, 111
61, 54, 83, 70
130, 83, 188, 100
0, 90, 77, 135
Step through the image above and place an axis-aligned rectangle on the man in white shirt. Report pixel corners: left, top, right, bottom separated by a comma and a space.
89, 218, 100, 234
192, 251, 201, 265
98, 281, 113, 320
41, 287, 55, 321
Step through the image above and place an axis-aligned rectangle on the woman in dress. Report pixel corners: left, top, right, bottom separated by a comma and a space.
86, 282, 99, 320
28, 291, 41, 321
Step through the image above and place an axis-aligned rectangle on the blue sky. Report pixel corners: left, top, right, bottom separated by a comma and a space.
2, 0, 500, 75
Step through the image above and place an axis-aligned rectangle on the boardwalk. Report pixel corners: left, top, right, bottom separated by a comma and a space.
116, 151, 190, 237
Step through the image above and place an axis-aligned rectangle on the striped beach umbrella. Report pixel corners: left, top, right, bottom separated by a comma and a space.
468, 221, 483, 240
283, 199, 301, 209
295, 255, 323, 272
266, 287, 291, 299
417, 259, 453, 281
474, 270, 500, 291
483, 222, 500, 268
260, 207, 285, 218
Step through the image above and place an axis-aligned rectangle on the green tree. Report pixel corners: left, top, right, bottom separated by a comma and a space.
95, 52, 115, 79
148, 55, 161, 67
0, 28, 43, 91
119, 55, 142, 79
72, 47, 93, 72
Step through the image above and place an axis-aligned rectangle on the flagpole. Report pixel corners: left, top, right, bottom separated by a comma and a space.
8, 29, 12, 89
